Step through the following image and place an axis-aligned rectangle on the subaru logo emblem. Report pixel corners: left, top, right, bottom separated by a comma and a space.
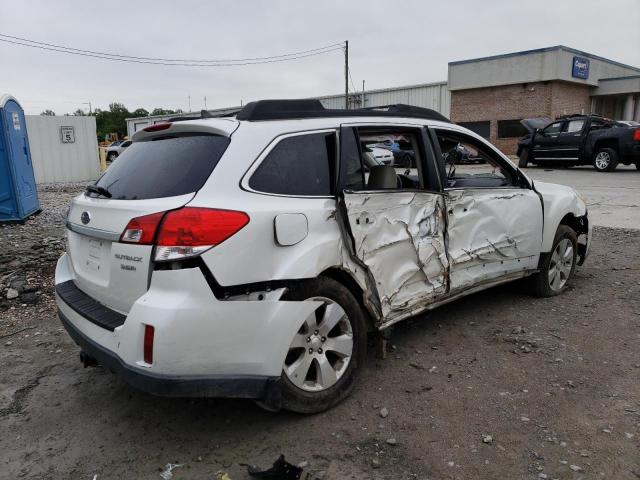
81, 211, 91, 225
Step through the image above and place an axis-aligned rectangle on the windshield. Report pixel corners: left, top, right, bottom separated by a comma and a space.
93, 134, 230, 200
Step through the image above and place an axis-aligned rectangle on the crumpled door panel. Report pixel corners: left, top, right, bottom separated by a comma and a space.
343, 191, 448, 322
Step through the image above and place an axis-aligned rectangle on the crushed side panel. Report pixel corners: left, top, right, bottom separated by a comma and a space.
343, 191, 448, 321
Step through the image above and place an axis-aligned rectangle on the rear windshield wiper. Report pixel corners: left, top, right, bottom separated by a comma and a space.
85, 184, 112, 198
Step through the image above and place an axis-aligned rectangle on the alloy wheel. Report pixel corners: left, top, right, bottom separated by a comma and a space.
548, 238, 574, 291
284, 297, 353, 392
594, 151, 610, 170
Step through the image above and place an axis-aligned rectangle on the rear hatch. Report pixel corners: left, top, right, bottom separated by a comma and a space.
66, 122, 234, 313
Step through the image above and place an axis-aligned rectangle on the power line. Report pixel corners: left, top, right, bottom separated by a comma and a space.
0, 33, 344, 63
0, 34, 344, 67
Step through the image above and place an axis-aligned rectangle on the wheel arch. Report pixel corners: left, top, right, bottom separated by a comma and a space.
320, 267, 379, 331
593, 138, 619, 155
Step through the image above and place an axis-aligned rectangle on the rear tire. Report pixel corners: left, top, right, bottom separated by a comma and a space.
527, 225, 577, 297
278, 277, 367, 414
518, 149, 530, 168
593, 147, 619, 172
107, 152, 118, 163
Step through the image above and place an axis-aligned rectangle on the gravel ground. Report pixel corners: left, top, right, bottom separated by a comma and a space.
1, 184, 639, 480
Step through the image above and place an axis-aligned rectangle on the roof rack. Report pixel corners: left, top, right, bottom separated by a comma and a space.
235, 99, 451, 123
167, 108, 242, 123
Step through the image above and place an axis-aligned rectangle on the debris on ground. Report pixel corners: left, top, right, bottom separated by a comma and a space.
159, 463, 182, 480
247, 455, 304, 480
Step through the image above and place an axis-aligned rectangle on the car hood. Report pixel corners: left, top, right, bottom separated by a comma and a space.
534, 180, 587, 216
521, 117, 553, 133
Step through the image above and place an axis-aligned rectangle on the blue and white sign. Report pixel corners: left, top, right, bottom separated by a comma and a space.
572, 56, 590, 79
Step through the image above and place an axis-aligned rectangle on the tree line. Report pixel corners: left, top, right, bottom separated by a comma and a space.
40, 103, 182, 141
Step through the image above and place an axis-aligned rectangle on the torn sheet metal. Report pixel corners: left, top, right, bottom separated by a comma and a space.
446, 188, 543, 291
343, 191, 448, 322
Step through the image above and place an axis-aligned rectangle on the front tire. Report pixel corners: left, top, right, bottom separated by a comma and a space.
518, 149, 530, 168
527, 225, 577, 297
278, 277, 367, 414
107, 152, 118, 163
593, 147, 619, 172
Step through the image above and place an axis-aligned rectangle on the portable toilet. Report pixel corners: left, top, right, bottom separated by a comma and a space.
0, 94, 40, 222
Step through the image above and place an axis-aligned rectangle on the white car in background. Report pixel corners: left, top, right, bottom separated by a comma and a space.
368, 146, 394, 164
105, 139, 132, 163
56, 100, 591, 413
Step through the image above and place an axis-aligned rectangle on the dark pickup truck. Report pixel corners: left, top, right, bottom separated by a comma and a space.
517, 115, 640, 172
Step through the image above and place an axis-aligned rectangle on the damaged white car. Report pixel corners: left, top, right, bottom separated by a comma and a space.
55, 100, 591, 413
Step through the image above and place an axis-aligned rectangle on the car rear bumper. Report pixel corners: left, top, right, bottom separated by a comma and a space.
58, 308, 278, 398
55, 253, 321, 399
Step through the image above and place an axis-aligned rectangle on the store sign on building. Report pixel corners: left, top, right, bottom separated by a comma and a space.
60, 126, 75, 143
572, 56, 590, 79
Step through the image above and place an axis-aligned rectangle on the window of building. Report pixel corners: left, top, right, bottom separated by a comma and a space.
565, 119, 585, 133
458, 121, 490, 139
249, 132, 335, 196
497, 120, 528, 139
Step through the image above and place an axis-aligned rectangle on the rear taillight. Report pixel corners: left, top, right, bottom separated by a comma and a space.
119, 207, 249, 261
633, 129, 640, 141
143, 325, 154, 364
155, 208, 249, 261
120, 212, 165, 244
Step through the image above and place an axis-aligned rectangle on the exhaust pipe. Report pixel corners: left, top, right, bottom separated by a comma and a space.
79, 351, 98, 368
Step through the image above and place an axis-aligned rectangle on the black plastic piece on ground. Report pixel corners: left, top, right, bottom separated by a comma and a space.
55, 280, 125, 331
247, 455, 303, 480
79, 350, 98, 368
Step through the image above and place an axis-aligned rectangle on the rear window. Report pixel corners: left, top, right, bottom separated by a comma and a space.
94, 134, 229, 200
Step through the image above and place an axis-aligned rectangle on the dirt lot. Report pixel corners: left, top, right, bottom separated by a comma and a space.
1, 185, 639, 480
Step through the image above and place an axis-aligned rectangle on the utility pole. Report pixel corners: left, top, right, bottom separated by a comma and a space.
188, 95, 191, 112
204, 96, 207, 110
344, 40, 349, 110
362, 80, 365, 108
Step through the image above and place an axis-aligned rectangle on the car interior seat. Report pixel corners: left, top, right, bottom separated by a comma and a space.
367, 165, 398, 189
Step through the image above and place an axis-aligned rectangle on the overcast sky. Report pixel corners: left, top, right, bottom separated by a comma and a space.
1, 0, 639, 115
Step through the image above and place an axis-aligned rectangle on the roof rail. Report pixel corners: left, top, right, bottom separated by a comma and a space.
167, 108, 242, 123
235, 99, 451, 123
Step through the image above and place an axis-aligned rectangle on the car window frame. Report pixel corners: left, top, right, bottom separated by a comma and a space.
240, 128, 338, 199
338, 121, 442, 194
431, 126, 529, 191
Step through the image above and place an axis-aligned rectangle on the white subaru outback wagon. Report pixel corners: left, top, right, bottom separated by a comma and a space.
56, 100, 591, 413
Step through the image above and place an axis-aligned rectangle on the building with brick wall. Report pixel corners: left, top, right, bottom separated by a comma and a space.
448, 46, 640, 154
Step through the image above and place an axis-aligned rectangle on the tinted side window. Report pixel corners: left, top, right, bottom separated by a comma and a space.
543, 122, 563, 134
249, 132, 335, 196
94, 135, 229, 200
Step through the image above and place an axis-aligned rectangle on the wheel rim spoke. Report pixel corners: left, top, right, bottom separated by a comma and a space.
324, 333, 353, 357
316, 356, 338, 388
318, 303, 345, 335
289, 333, 308, 349
285, 353, 313, 389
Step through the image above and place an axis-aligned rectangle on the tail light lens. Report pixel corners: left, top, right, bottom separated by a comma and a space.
633, 129, 640, 141
120, 212, 165, 244
119, 207, 249, 262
